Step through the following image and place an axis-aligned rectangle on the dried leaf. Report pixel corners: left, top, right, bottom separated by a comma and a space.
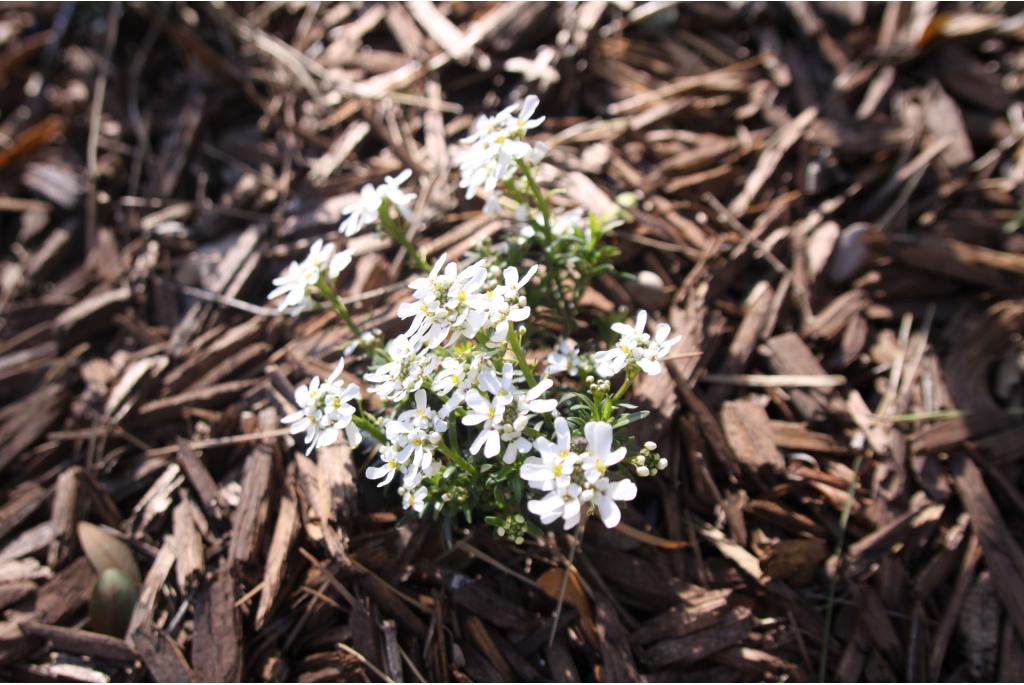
76, 522, 142, 585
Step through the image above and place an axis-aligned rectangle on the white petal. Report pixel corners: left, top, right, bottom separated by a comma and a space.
596, 496, 621, 528
562, 498, 582, 529
637, 358, 662, 375
584, 421, 614, 459
469, 429, 487, 455
528, 491, 563, 516
484, 430, 501, 458
609, 478, 638, 502
605, 446, 627, 467
635, 309, 648, 332
345, 422, 362, 448
519, 458, 552, 482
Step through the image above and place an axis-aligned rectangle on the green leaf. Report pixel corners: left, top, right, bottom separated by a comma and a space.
612, 410, 651, 428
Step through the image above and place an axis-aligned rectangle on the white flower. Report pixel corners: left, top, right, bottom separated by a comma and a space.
546, 338, 581, 376
388, 389, 446, 475
592, 476, 637, 528
519, 417, 577, 490
267, 239, 352, 313
281, 358, 362, 454
527, 483, 584, 530
478, 363, 517, 407
594, 309, 681, 377
366, 443, 404, 487
339, 169, 416, 237
397, 253, 488, 348
515, 376, 559, 415
462, 388, 506, 459
433, 355, 477, 398
497, 377, 558, 463
463, 364, 557, 462
401, 485, 428, 513
580, 421, 627, 484
637, 321, 682, 375
364, 334, 437, 403
472, 265, 536, 343
457, 95, 546, 201
435, 354, 488, 418
344, 329, 381, 356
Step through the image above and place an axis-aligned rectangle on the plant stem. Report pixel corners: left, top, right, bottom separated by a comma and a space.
353, 414, 386, 445
611, 367, 638, 403
317, 276, 362, 338
514, 160, 574, 331
439, 440, 476, 475
515, 160, 550, 234
380, 207, 431, 272
507, 325, 537, 387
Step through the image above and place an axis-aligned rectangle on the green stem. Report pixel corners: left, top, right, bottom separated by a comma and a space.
507, 325, 537, 387
611, 367, 638, 403
439, 439, 476, 475
514, 160, 575, 331
317, 276, 362, 338
353, 414, 386, 445
379, 206, 431, 272
515, 160, 550, 235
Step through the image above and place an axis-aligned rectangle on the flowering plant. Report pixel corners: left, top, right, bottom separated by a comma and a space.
271, 95, 679, 543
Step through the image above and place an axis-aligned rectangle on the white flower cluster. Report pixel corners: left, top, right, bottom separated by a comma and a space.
546, 338, 581, 376
279, 94, 683, 538
457, 95, 547, 205
267, 239, 352, 314
364, 255, 559, 510
520, 418, 637, 529
519, 206, 586, 241
340, 169, 416, 237
367, 389, 446, 503
594, 309, 681, 378
394, 254, 536, 351
282, 358, 362, 454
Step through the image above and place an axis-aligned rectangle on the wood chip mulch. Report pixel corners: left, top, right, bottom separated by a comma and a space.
1, 2, 1023, 682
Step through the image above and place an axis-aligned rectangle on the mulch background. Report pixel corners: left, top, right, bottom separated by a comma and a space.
1, 2, 1023, 682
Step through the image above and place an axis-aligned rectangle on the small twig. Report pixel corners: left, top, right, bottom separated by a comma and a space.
701, 373, 847, 388
614, 522, 689, 549
85, 2, 122, 249
297, 548, 357, 607
159, 278, 283, 318
703, 192, 790, 275
399, 643, 427, 683
233, 580, 266, 608
819, 448, 866, 682
140, 428, 293, 458
548, 517, 587, 648
336, 642, 396, 683
456, 541, 544, 591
